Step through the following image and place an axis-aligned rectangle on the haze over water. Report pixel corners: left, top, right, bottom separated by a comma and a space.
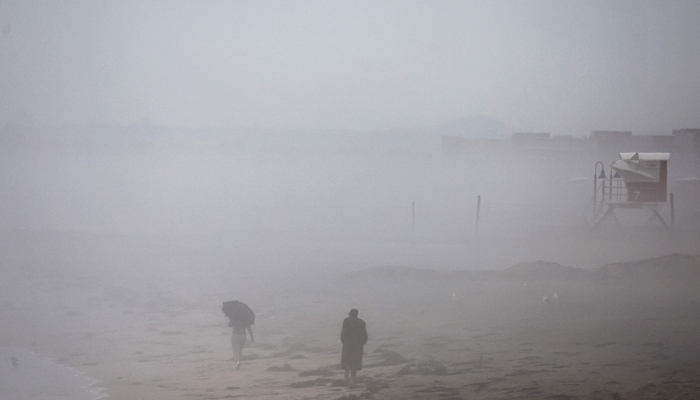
2, 3, 700, 399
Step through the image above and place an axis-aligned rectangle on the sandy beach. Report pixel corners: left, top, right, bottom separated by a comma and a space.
2, 232, 700, 400
4, 1, 700, 398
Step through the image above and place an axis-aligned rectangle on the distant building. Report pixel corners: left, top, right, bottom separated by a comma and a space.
630, 135, 674, 153
672, 129, 700, 155
592, 130, 632, 144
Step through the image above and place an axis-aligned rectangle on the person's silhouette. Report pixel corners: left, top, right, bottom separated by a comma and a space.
340, 309, 367, 382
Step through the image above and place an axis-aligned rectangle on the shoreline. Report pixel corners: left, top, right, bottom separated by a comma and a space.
0, 346, 107, 400
2, 233, 700, 399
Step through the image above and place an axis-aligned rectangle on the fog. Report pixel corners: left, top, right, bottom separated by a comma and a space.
2, 2, 700, 399
2, 1, 700, 133
2, 126, 697, 267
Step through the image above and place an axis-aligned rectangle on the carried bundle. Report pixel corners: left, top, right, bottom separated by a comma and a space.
222, 300, 255, 326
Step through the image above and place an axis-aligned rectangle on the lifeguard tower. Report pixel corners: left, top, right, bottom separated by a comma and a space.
590, 152, 674, 232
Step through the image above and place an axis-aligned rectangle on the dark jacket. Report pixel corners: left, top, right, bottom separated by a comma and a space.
341, 316, 368, 370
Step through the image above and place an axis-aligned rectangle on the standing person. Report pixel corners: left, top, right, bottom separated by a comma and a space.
341, 309, 368, 382
222, 300, 255, 370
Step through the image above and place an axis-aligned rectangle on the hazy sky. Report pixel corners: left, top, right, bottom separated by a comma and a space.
1, 0, 699, 136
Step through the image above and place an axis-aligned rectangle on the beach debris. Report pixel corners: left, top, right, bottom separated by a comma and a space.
267, 363, 297, 372
452, 291, 456, 300
553, 292, 559, 299
11, 356, 18, 367
397, 361, 448, 376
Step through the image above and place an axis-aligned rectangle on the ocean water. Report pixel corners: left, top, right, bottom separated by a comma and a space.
0, 347, 107, 400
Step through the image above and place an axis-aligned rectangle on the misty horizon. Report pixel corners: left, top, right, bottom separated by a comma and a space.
2, 1, 700, 136
2, 3, 700, 398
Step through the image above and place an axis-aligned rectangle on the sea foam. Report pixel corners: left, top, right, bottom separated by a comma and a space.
0, 347, 107, 400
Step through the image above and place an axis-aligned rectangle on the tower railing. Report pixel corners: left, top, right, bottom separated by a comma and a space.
586, 161, 673, 233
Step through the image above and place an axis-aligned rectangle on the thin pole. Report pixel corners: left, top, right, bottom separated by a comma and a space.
609, 165, 613, 202
474, 195, 481, 238
594, 162, 604, 217
594, 162, 602, 217
670, 192, 675, 226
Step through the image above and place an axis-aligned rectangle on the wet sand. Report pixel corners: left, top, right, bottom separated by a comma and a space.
2, 234, 700, 399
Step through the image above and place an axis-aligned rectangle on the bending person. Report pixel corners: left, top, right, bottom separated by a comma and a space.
223, 300, 255, 370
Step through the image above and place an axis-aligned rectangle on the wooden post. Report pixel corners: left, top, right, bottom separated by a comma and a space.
670, 192, 675, 226
474, 195, 481, 238
593, 171, 598, 216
